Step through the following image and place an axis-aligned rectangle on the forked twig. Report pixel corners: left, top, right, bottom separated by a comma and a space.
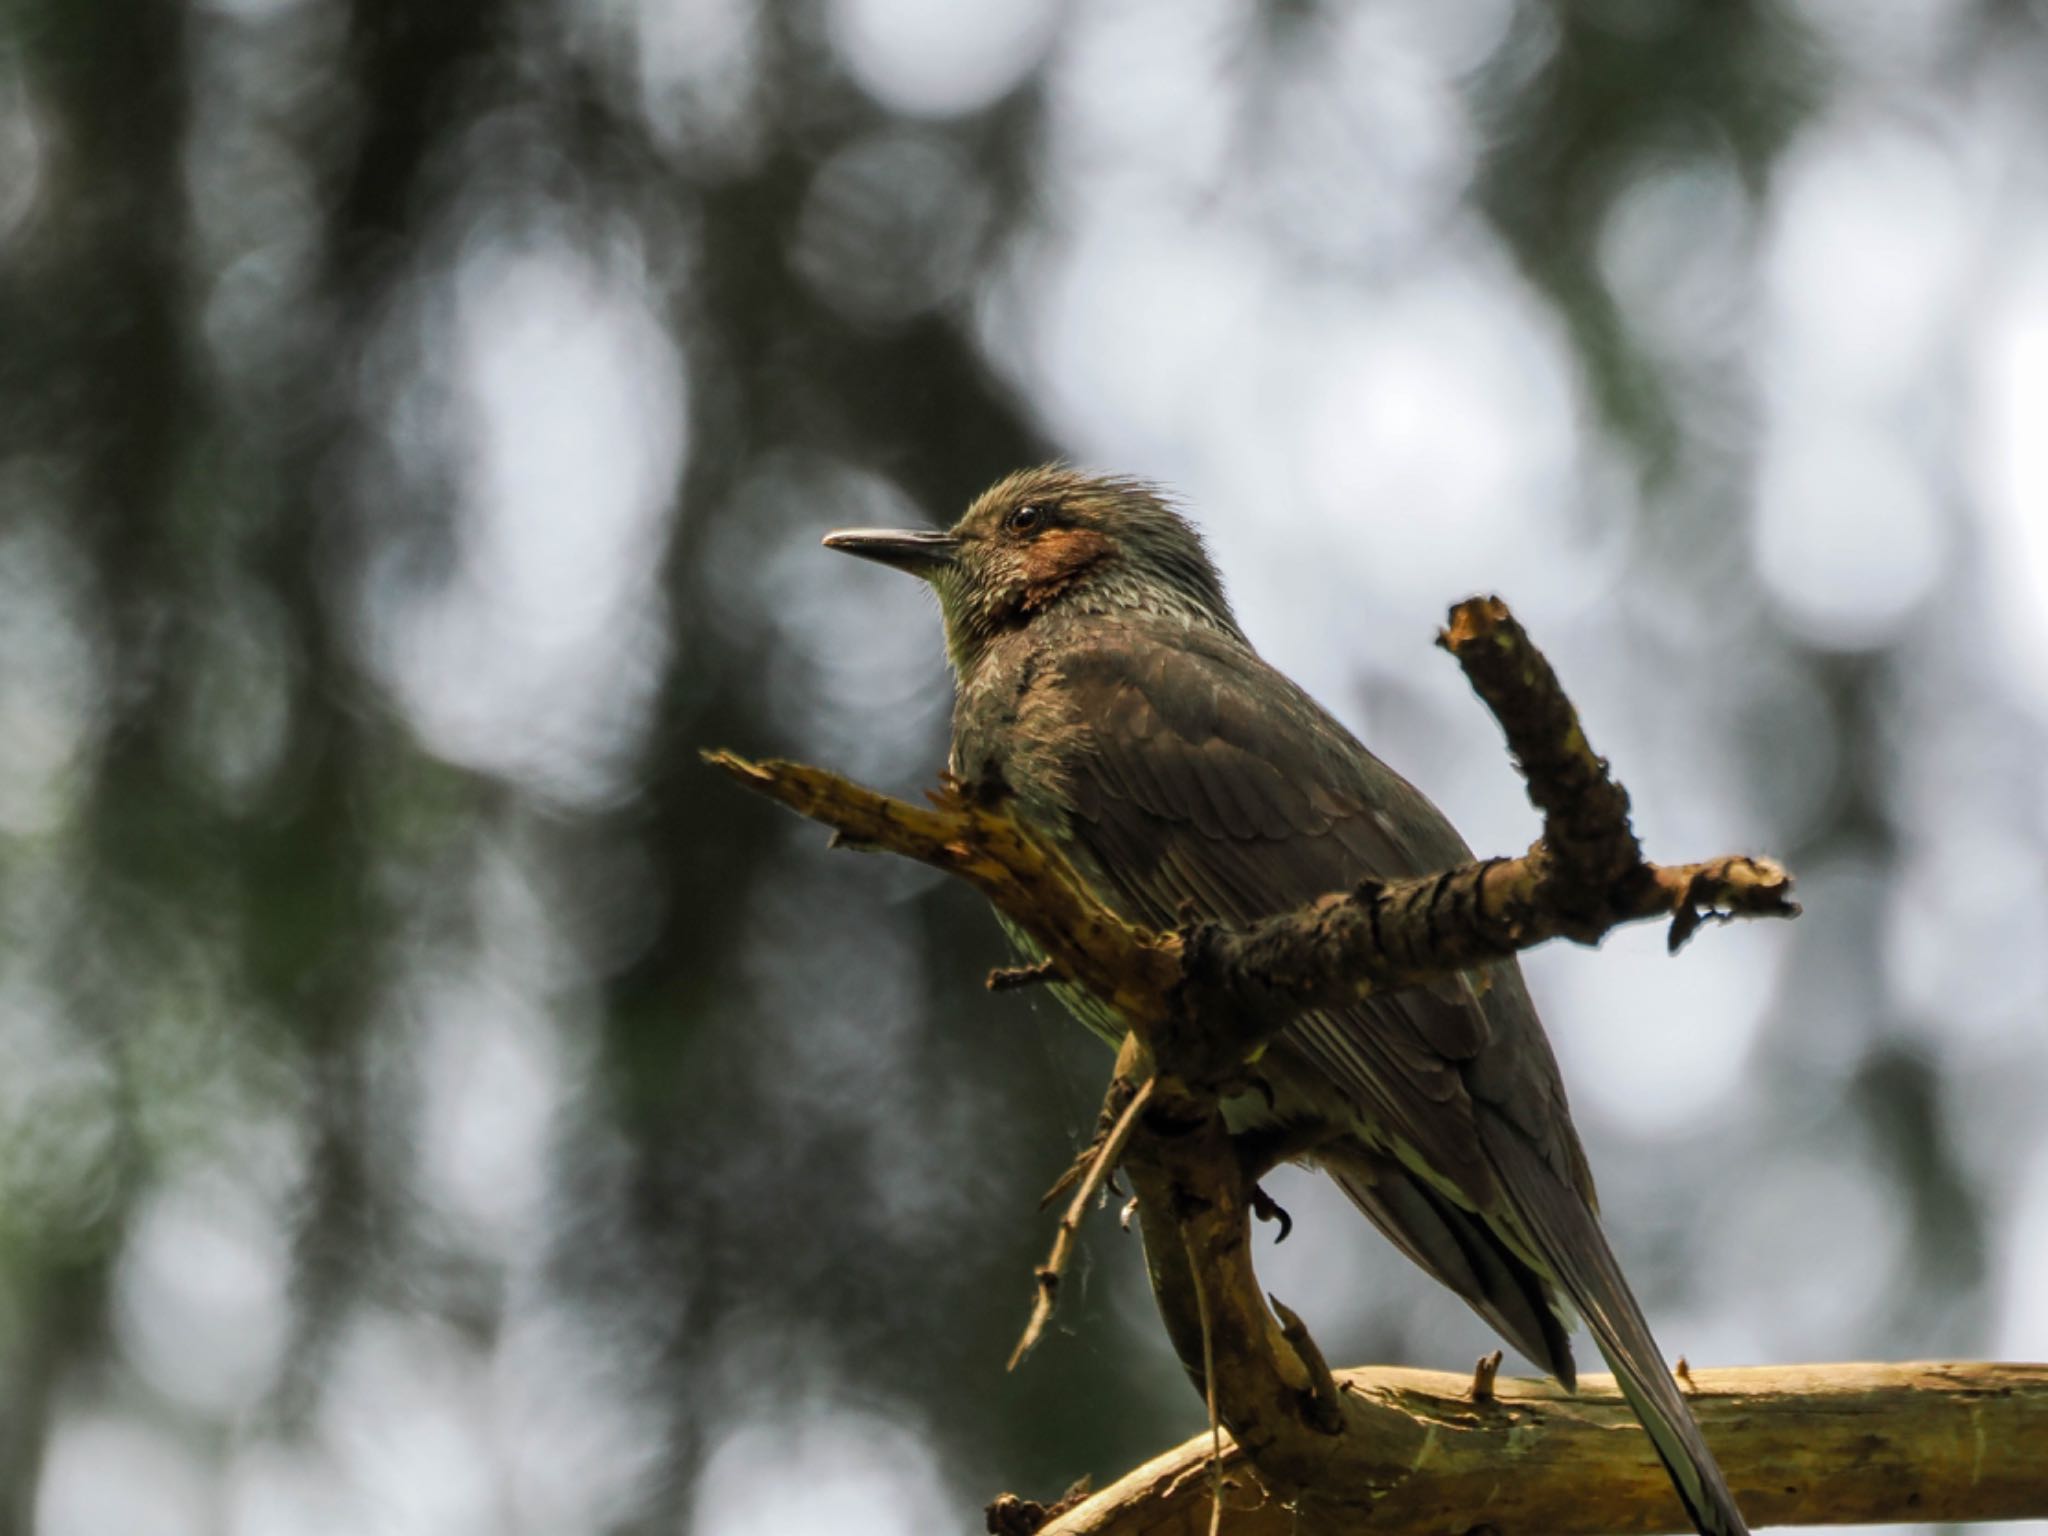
1008, 1076, 1157, 1370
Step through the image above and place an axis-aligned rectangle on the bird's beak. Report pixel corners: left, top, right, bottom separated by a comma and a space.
821, 527, 959, 576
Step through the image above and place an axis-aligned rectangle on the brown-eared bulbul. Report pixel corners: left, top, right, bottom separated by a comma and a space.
825, 467, 1749, 1536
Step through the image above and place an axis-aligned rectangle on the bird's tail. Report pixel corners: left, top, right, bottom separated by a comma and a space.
1484, 1122, 1750, 1536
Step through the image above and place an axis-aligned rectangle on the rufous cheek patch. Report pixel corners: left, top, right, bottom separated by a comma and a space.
1020, 528, 1113, 612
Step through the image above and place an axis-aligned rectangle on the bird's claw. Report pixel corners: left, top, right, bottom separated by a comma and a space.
1250, 1182, 1293, 1243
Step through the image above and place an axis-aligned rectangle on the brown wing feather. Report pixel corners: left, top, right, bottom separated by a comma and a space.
1046, 627, 1587, 1203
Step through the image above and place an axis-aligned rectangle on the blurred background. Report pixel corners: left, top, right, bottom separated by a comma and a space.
0, 1, 2044, 1532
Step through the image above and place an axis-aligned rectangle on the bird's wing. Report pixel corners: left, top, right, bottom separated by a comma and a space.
1042, 628, 1588, 1205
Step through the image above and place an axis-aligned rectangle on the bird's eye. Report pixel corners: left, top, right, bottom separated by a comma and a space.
1005, 504, 1043, 535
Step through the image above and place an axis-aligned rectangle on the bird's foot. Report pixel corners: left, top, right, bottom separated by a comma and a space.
1674, 1355, 1695, 1391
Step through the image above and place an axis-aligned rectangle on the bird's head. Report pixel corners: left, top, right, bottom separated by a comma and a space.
824, 466, 1243, 673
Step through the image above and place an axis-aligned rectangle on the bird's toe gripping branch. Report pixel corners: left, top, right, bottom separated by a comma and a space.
1664, 856, 1800, 953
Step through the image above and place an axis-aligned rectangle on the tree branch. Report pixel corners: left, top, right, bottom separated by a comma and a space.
701, 753, 1184, 1030
704, 600, 1797, 1089
1025, 1361, 2048, 1536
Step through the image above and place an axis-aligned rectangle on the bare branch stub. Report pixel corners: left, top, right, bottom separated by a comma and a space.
987, 1477, 1093, 1536
1438, 595, 1642, 911
989, 957, 1062, 992
1470, 1349, 1504, 1403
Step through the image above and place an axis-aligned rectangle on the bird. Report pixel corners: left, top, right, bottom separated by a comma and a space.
823, 465, 1749, 1536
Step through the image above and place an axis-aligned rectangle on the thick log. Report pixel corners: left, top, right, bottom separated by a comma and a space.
1036, 1361, 2048, 1536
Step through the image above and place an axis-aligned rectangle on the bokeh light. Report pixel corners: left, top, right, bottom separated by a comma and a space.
0, 3, 2041, 1533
